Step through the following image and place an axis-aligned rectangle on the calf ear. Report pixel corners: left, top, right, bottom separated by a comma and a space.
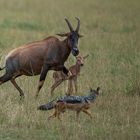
56, 33, 70, 37
83, 54, 89, 59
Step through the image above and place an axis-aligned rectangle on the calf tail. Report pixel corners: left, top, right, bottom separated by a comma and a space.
38, 101, 56, 111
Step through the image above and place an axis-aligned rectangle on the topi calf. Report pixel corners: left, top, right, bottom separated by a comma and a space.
50, 54, 89, 95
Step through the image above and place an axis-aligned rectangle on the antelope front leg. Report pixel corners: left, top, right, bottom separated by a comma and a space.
62, 66, 69, 76
35, 65, 49, 98
58, 65, 72, 78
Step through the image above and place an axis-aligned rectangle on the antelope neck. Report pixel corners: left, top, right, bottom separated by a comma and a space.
64, 37, 72, 50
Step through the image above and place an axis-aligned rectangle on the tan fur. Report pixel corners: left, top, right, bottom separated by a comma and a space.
48, 101, 92, 120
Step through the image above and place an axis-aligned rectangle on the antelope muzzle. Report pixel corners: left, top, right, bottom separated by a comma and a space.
72, 47, 79, 56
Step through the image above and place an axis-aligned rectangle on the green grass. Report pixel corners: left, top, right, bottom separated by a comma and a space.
0, 0, 140, 140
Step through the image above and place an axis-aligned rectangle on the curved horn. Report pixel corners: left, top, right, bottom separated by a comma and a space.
75, 17, 80, 32
64, 17, 73, 32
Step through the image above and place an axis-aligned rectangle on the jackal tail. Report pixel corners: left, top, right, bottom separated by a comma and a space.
38, 101, 55, 111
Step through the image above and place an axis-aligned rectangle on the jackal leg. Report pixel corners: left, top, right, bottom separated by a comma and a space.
82, 109, 92, 119
76, 110, 81, 119
48, 110, 57, 120
48, 108, 61, 121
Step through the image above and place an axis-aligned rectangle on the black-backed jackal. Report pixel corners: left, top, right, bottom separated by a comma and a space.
38, 87, 100, 120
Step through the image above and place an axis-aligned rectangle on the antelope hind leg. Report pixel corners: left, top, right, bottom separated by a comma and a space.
10, 78, 24, 99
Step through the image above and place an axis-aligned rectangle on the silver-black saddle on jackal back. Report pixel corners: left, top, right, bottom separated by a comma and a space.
38, 87, 100, 111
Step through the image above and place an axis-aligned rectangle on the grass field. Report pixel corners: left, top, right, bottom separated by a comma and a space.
0, 0, 140, 139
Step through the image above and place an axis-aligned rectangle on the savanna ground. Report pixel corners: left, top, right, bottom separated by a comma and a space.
0, 0, 140, 140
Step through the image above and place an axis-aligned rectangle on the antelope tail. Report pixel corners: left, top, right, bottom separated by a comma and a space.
38, 101, 56, 111
0, 67, 5, 71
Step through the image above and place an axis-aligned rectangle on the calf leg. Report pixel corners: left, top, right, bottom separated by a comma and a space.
50, 79, 64, 95
10, 78, 24, 99
66, 79, 73, 95
35, 65, 49, 97
73, 77, 78, 94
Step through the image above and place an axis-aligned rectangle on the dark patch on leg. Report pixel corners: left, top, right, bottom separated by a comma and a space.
62, 66, 69, 76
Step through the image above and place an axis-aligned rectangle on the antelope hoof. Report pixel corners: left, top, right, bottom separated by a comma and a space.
20, 94, 25, 100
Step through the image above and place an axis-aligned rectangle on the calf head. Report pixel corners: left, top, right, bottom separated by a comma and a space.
76, 54, 89, 66
57, 17, 83, 56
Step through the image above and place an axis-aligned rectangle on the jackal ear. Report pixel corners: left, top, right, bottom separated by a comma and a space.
96, 87, 100, 95
56, 33, 70, 37
97, 87, 100, 92
90, 87, 93, 92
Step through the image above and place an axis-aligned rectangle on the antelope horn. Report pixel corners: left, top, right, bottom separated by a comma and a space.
75, 17, 80, 32
64, 17, 74, 32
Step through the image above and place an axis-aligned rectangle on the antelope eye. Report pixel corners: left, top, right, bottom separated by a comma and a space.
70, 36, 75, 42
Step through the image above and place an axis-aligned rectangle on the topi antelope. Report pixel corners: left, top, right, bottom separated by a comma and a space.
0, 17, 82, 99
50, 54, 89, 95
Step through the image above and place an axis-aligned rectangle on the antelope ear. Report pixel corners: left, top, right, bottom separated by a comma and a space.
79, 34, 83, 38
56, 33, 70, 37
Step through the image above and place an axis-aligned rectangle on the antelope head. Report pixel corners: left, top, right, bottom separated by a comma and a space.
57, 17, 83, 56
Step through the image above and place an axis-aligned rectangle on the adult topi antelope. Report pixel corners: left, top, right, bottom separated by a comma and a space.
0, 17, 82, 99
